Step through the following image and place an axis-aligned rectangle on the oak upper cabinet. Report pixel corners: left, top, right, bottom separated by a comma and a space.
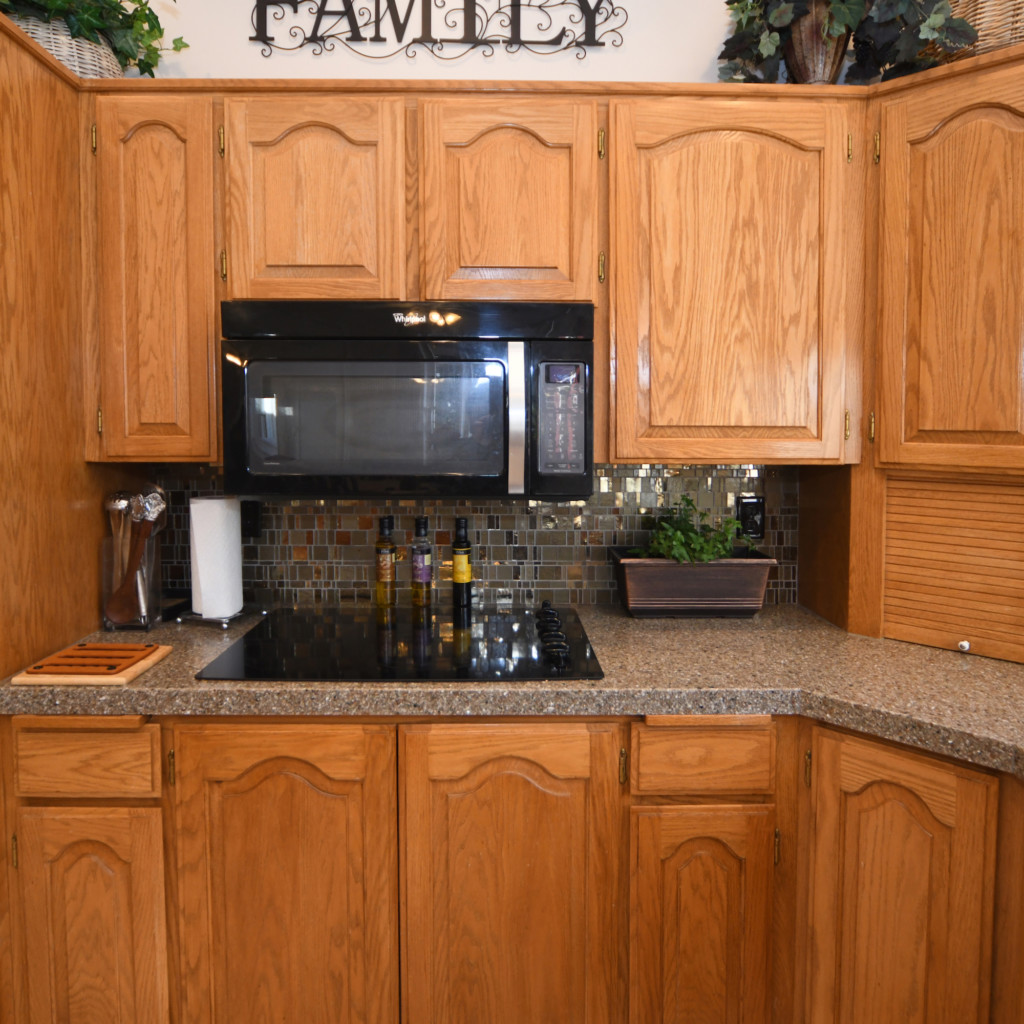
629, 718, 776, 1024
611, 97, 858, 463
807, 728, 998, 1024
400, 722, 625, 1024
173, 723, 398, 1024
94, 95, 216, 460
419, 97, 599, 300
876, 63, 1024, 470
224, 96, 406, 298
11, 717, 169, 1024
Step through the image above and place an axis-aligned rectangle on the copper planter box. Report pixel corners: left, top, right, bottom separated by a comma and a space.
610, 548, 777, 618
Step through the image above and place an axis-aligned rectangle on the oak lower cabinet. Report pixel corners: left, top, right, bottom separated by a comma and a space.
876, 60, 1024, 471
9, 716, 169, 1024
172, 723, 398, 1024
610, 97, 859, 464
92, 95, 217, 461
629, 717, 778, 1024
400, 722, 626, 1024
806, 727, 999, 1024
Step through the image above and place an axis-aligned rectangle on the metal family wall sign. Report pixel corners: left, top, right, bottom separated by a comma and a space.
250, 0, 630, 61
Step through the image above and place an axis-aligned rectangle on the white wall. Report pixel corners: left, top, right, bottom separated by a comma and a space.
147, 0, 733, 82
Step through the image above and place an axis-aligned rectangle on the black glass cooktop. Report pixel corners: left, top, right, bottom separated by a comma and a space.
196, 603, 603, 683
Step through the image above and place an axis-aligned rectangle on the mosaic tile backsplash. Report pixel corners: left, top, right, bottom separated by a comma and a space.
154, 465, 799, 609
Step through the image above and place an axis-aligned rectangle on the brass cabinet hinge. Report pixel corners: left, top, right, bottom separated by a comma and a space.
804, 749, 813, 788
598, 251, 607, 285
11, 834, 17, 869
774, 828, 781, 865
869, 411, 876, 444
168, 749, 176, 786
91, 123, 97, 155
218, 124, 225, 158
598, 128, 606, 160
618, 747, 628, 785
874, 131, 881, 165
844, 409, 851, 442
220, 250, 228, 282
96, 408, 103, 435
847, 133, 853, 164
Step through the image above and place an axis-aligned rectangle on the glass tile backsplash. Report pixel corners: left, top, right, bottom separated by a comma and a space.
154, 464, 799, 608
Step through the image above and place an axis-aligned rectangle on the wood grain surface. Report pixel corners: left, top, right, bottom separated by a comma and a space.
0, 30, 142, 680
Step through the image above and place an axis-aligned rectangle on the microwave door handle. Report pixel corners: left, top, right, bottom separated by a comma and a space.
507, 342, 526, 495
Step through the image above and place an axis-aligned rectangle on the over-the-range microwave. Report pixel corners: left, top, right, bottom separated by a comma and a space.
220, 300, 594, 500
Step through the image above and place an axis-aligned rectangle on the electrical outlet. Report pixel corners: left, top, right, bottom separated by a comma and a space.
736, 495, 765, 540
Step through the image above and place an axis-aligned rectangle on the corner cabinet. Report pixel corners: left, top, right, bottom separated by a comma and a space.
224, 96, 407, 299
610, 97, 860, 464
807, 727, 998, 1024
400, 722, 626, 1024
419, 97, 599, 300
876, 62, 1024, 471
172, 723, 398, 1024
93, 95, 217, 461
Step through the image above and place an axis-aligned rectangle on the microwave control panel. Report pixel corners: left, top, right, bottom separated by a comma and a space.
537, 362, 586, 475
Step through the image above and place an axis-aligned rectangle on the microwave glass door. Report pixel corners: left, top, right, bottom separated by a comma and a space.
244, 359, 506, 478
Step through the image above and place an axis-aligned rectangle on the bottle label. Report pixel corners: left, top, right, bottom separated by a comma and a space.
377, 550, 395, 582
412, 552, 432, 584
453, 551, 471, 584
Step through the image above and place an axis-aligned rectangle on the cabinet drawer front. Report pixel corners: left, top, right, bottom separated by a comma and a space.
631, 717, 775, 795
15, 722, 161, 798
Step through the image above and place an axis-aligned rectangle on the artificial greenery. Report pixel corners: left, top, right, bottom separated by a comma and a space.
632, 496, 753, 565
719, 0, 977, 83
0, 0, 187, 76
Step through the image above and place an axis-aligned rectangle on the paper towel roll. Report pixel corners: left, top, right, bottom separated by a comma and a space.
190, 497, 243, 619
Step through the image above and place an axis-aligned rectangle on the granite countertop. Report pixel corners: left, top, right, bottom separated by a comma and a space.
3, 604, 1024, 778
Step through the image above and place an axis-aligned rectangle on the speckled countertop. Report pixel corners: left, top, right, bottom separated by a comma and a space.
3, 604, 1024, 777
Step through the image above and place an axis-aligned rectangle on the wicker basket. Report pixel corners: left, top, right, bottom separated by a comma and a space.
11, 14, 122, 78
949, 0, 1024, 57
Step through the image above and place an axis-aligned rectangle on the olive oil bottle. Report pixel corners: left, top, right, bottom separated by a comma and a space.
410, 516, 433, 607
452, 517, 472, 608
375, 515, 396, 606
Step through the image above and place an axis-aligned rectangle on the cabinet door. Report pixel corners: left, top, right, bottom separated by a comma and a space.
611, 98, 855, 463
630, 804, 774, 1024
876, 64, 1024, 470
401, 722, 625, 1024
173, 724, 398, 1024
420, 98, 598, 300
95, 96, 216, 460
807, 728, 998, 1024
17, 807, 169, 1024
225, 96, 406, 299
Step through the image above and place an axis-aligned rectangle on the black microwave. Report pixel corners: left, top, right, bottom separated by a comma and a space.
220, 300, 594, 500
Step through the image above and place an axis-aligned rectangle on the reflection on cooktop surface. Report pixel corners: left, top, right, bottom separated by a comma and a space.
196, 604, 603, 682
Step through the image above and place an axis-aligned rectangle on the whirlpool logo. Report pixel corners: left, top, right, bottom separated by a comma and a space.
393, 312, 428, 326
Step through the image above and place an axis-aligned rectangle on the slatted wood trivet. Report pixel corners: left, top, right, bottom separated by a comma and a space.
11, 642, 172, 685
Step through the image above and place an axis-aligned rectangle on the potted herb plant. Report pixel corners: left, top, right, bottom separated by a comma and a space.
0, 0, 187, 76
610, 496, 777, 617
719, 0, 978, 84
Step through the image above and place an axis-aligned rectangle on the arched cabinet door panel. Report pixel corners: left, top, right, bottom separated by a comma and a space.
400, 722, 625, 1024
807, 728, 998, 1024
16, 807, 169, 1024
630, 803, 775, 1024
611, 97, 858, 464
420, 98, 599, 300
95, 96, 216, 460
173, 724, 398, 1024
877, 63, 1024, 470
225, 96, 407, 299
